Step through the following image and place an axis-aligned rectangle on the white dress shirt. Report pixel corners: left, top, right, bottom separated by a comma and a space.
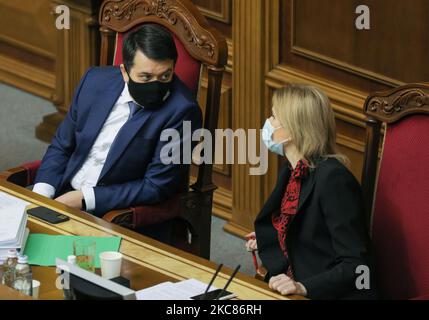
33, 84, 136, 211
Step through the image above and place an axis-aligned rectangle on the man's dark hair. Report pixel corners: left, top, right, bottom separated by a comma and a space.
122, 24, 178, 72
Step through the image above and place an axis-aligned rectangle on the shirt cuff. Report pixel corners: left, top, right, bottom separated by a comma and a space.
81, 186, 96, 212
32, 183, 56, 199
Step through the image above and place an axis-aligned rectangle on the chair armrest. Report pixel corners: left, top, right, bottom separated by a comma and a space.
0, 166, 29, 187
102, 209, 134, 229
102, 194, 182, 230
0, 160, 41, 187
132, 194, 181, 227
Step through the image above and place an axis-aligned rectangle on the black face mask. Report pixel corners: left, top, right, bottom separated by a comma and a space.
126, 71, 172, 110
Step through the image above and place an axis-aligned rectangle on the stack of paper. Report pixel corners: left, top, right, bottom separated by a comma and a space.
0, 191, 31, 259
136, 279, 217, 300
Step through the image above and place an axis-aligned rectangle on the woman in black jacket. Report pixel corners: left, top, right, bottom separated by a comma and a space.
246, 84, 378, 299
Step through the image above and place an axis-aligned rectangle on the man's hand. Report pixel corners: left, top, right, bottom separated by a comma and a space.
55, 190, 83, 209
269, 274, 307, 297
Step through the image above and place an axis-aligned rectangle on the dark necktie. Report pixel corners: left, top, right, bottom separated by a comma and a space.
128, 101, 140, 120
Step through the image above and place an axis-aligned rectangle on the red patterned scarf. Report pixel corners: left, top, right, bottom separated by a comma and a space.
272, 159, 309, 279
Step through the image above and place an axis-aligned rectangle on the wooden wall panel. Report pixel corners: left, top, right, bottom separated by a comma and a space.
192, 0, 232, 38
193, 0, 231, 23
35, 0, 102, 142
0, 0, 57, 99
281, 0, 429, 92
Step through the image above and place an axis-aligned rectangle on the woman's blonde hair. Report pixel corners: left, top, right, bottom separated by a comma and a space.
272, 84, 347, 167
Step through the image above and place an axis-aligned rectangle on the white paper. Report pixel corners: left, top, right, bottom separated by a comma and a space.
0, 228, 29, 259
0, 191, 29, 245
136, 279, 217, 300
0, 191, 31, 209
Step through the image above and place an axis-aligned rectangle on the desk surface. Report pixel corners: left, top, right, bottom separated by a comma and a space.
0, 180, 304, 300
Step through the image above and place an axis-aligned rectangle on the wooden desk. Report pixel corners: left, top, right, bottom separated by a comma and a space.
0, 285, 32, 300
0, 180, 303, 300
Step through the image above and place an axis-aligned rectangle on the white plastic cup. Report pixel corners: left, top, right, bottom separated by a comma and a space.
99, 252, 123, 279
32, 280, 40, 299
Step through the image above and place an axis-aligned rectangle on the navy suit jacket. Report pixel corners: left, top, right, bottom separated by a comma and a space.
35, 66, 202, 217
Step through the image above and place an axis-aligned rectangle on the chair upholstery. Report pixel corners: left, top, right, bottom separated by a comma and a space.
372, 115, 429, 300
362, 84, 429, 299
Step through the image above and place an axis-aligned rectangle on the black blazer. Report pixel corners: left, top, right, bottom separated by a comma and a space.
254, 158, 378, 300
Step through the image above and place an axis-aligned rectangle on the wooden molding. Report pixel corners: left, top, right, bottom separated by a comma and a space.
196, 0, 231, 24
0, 54, 55, 101
291, 46, 404, 88
365, 84, 429, 123
337, 133, 365, 154
212, 186, 232, 220
266, 65, 368, 123
223, 220, 252, 239
0, 34, 55, 61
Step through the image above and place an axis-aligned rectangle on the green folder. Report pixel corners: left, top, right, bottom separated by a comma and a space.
23, 234, 122, 268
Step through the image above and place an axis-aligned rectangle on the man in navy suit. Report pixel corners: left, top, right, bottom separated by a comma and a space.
33, 25, 202, 230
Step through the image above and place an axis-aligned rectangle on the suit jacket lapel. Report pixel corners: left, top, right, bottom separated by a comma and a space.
79, 83, 125, 158
297, 167, 316, 212
97, 109, 153, 183
256, 164, 291, 222
256, 163, 317, 222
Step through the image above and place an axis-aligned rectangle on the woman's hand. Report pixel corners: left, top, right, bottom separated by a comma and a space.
245, 232, 258, 252
269, 274, 307, 297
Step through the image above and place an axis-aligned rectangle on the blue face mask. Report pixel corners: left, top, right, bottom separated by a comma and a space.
262, 119, 289, 156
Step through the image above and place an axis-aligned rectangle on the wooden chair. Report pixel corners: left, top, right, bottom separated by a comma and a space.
361, 84, 429, 299
0, 0, 227, 260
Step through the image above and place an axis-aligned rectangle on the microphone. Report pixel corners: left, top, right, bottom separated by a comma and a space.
215, 265, 241, 300
201, 263, 223, 300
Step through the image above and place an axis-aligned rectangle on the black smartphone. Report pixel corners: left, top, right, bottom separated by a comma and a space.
191, 289, 236, 300
27, 206, 70, 224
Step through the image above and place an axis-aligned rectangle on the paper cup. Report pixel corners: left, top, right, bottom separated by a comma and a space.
99, 252, 123, 279
32, 280, 40, 299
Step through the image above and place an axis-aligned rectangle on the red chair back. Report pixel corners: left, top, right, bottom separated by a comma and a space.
113, 26, 201, 96
372, 115, 429, 299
